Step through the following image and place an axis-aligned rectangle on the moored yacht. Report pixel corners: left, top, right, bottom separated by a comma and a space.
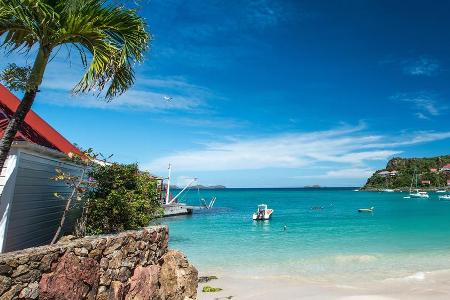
410, 190, 429, 198
252, 204, 273, 220
408, 169, 429, 199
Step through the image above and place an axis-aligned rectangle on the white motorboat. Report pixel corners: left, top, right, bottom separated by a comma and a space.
358, 207, 374, 213
437, 190, 447, 193
439, 194, 450, 200
410, 190, 429, 198
252, 204, 273, 220
382, 189, 395, 193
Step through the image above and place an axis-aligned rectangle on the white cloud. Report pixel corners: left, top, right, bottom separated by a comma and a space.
0, 51, 212, 112
323, 168, 376, 178
41, 86, 204, 111
157, 116, 248, 129
36, 57, 213, 111
145, 124, 450, 173
391, 92, 447, 120
403, 56, 440, 76
292, 168, 376, 179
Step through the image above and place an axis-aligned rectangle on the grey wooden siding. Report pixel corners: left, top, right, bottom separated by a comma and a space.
3, 151, 83, 252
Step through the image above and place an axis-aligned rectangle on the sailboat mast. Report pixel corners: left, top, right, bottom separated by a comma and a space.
409, 169, 415, 193
165, 164, 172, 205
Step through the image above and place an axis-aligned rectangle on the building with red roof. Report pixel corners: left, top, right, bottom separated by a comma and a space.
0, 84, 80, 155
0, 84, 83, 253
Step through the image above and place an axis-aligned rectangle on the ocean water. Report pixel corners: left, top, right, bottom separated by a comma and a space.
155, 188, 450, 283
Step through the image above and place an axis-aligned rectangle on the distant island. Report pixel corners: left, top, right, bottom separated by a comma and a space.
362, 155, 450, 191
303, 185, 322, 188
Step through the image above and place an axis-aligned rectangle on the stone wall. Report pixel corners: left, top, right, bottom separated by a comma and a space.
0, 225, 198, 300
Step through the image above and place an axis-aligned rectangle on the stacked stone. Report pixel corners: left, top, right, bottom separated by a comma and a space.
0, 225, 198, 300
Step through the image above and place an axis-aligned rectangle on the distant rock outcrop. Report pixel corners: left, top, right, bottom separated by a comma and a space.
362, 155, 450, 190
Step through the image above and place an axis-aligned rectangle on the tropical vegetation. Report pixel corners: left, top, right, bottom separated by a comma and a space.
82, 163, 163, 235
0, 0, 150, 169
362, 155, 450, 190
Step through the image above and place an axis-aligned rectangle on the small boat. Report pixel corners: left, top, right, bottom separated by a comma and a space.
410, 190, 429, 198
437, 190, 447, 193
252, 204, 273, 220
407, 170, 429, 198
382, 189, 395, 193
311, 206, 324, 210
439, 194, 450, 200
358, 207, 374, 213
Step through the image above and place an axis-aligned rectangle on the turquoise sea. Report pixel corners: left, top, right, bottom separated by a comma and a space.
157, 188, 450, 283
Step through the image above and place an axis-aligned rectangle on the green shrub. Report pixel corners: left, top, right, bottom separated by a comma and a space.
202, 286, 223, 292
84, 163, 163, 235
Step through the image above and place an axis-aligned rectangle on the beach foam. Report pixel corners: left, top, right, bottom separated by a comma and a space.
334, 254, 378, 264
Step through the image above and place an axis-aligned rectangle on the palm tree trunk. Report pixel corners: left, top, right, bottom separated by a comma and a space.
0, 47, 50, 171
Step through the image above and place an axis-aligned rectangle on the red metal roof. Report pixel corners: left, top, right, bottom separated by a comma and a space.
443, 164, 450, 168
0, 84, 81, 156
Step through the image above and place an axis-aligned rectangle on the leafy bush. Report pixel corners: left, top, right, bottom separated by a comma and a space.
83, 163, 163, 235
202, 286, 223, 293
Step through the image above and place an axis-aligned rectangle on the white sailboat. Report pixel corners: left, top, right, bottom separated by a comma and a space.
409, 169, 429, 198
410, 190, 429, 198
436, 177, 446, 193
382, 175, 394, 192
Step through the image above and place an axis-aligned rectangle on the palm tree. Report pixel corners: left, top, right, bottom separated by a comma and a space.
0, 0, 150, 169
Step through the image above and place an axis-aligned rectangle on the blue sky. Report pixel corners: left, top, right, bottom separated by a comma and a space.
1, 0, 450, 187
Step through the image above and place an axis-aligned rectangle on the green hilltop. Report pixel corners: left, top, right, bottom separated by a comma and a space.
362, 155, 450, 191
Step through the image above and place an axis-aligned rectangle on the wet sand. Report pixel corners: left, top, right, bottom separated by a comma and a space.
197, 269, 450, 300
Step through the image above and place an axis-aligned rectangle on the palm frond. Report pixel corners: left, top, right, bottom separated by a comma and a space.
58, 0, 150, 99
0, 0, 58, 52
1, 0, 150, 100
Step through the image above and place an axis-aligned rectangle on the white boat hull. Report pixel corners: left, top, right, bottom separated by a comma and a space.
410, 193, 429, 198
163, 203, 193, 216
358, 207, 374, 213
252, 208, 273, 220
439, 195, 450, 200
252, 213, 271, 220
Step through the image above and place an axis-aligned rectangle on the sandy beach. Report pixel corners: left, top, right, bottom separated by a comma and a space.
197, 269, 450, 300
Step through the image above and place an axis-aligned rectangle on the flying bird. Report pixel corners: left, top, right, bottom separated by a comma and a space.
163, 96, 173, 102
